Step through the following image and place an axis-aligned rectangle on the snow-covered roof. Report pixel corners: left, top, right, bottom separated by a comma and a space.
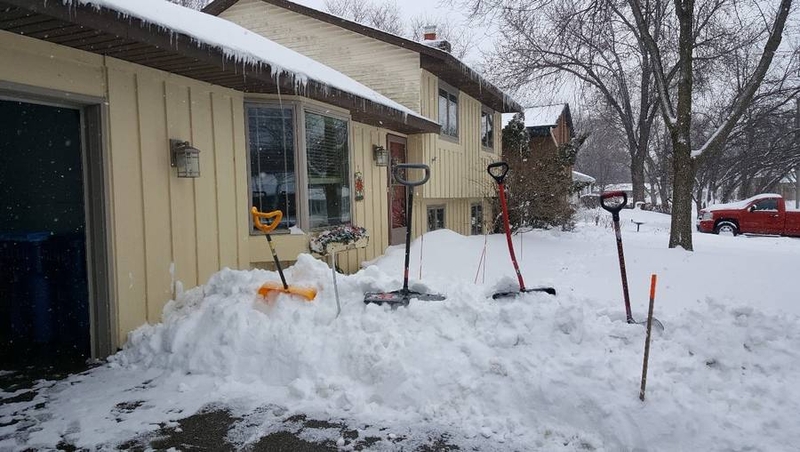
69, 0, 427, 123
572, 171, 596, 183
522, 104, 567, 128
203, 0, 522, 113
501, 104, 569, 130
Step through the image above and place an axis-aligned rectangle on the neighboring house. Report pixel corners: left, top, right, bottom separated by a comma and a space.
508, 103, 574, 157
501, 104, 575, 204
203, 0, 520, 243
0, 0, 449, 364
598, 183, 663, 207
571, 171, 596, 204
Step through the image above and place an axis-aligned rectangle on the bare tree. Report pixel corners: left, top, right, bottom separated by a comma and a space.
455, 0, 663, 205
575, 114, 632, 190
696, 82, 800, 206
324, 0, 405, 36
626, 0, 793, 249
461, 0, 794, 250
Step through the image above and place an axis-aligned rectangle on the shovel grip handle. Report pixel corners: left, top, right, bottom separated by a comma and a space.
251, 207, 283, 233
487, 161, 509, 184
393, 163, 430, 187
600, 191, 628, 216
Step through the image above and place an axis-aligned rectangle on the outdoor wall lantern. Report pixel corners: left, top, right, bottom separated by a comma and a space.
170, 139, 201, 178
373, 144, 389, 167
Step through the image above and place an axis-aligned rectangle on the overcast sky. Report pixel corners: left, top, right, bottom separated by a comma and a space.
294, 0, 466, 26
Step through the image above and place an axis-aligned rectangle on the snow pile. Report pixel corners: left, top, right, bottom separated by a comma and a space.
5, 212, 800, 450
106, 226, 800, 450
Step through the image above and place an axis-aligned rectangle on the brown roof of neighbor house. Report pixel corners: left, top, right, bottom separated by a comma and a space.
0, 0, 439, 134
202, 0, 522, 113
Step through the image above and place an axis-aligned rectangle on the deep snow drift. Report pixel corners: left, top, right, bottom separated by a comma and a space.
2, 209, 799, 450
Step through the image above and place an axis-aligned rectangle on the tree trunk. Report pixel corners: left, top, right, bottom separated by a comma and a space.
631, 150, 646, 205
668, 0, 695, 250
795, 167, 799, 209
669, 144, 696, 250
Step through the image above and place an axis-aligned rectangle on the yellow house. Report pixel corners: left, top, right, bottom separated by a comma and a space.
203, 0, 521, 243
0, 0, 477, 365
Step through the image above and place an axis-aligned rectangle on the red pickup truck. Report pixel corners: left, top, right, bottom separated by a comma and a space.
697, 194, 800, 236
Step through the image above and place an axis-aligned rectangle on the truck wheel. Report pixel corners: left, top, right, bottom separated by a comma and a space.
715, 221, 738, 236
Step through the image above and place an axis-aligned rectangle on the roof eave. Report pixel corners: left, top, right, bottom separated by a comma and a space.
203, 0, 522, 113
2, 0, 438, 135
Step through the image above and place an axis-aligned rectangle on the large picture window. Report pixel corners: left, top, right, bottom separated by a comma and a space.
247, 105, 296, 230
438, 86, 458, 138
481, 110, 494, 149
305, 111, 351, 229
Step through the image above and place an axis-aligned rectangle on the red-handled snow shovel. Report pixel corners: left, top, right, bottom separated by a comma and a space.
364, 164, 446, 307
599, 191, 663, 330
488, 162, 556, 299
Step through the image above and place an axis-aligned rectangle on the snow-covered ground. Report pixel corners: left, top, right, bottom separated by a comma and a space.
2, 209, 799, 450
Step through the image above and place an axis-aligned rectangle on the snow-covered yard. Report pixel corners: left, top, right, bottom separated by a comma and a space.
2, 209, 799, 450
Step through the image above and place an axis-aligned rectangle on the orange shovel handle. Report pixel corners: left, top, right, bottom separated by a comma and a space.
251, 207, 283, 233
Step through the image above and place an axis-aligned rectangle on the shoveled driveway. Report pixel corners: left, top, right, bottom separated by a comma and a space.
1, 365, 466, 451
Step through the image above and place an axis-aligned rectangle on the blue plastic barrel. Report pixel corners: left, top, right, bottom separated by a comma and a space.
0, 232, 53, 345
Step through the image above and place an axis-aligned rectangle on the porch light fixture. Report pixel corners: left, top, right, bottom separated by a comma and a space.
373, 144, 389, 167
170, 139, 201, 178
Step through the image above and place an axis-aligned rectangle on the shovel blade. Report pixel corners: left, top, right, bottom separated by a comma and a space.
629, 317, 665, 332
492, 287, 556, 299
257, 281, 317, 301
364, 290, 446, 307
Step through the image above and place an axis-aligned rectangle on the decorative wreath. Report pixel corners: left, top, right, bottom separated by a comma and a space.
310, 224, 369, 254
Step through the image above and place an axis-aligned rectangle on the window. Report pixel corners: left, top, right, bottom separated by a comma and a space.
438, 85, 458, 138
752, 198, 778, 211
427, 205, 445, 231
305, 111, 351, 229
247, 105, 296, 230
481, 110, 494, 149
246, 104, 352, 232
471, 203, 483, 235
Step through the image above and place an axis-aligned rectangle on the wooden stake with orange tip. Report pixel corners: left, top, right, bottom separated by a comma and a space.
640, 274, 657, 401
251, 207, 317, 301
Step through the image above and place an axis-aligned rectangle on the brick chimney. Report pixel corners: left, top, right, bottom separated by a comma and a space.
423, 25, 437, 41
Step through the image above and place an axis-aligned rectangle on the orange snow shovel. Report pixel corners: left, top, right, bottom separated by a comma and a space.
251, 207, 317, 301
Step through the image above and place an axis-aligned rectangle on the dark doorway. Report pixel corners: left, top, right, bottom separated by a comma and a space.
388, 135, 407, 246
0, 99, 90, 370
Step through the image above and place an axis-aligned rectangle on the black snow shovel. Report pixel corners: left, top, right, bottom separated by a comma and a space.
600, 191, 663, 330
364, 163, 446, 307
488, 162, 556, 299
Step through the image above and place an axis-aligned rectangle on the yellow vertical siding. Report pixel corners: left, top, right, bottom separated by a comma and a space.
189, 89, 221, 283
106, 66, 148, 339
135, 72, 173, 324
413, 70, 499, 240
2, 29, 496, 348
220, 0, 421, 112
104, 59, 249, 344
0, 30, 105, 98
211, 92, 241, 270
